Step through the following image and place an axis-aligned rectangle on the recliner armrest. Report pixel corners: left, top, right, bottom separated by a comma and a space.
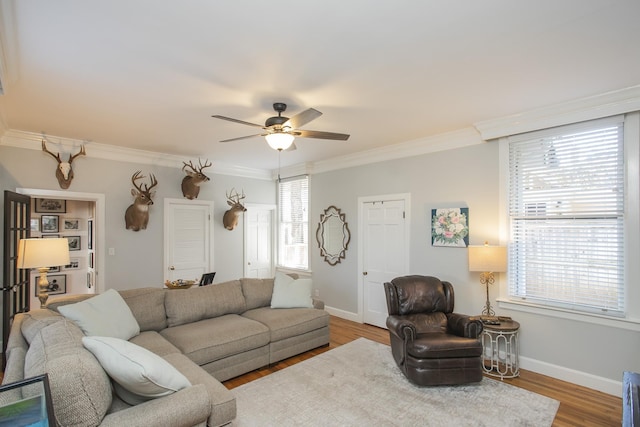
446, 313, 483, 338
386, 315, 417, 340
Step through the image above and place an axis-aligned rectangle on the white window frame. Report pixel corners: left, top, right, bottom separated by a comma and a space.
276, 175, 310, 272
498, 112, 640, 330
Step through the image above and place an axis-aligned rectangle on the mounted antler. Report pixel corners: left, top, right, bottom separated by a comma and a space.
223, 188, 247, 231
181, 158, 212, 200
42, 140, 86, 189
125, 171, 158, 231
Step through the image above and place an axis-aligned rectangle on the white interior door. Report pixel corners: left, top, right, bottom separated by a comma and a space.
164, 198, 213, 283
360, 196, 410, 328
244, 204, 275, 278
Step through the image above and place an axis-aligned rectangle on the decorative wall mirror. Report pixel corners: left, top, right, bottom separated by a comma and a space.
316, 205, 351, 266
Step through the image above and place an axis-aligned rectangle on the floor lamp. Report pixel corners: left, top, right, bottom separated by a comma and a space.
468, 242, 507, 317
17, 238, 70, 308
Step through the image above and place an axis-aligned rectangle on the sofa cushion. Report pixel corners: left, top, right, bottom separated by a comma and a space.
24, 319, 112, 426
165, 280, 246, 327
58, 289, 141, 340
82, 336, 192, 405
271, 272, 313, 308
119, 287, 167, 331
241, 278, 275, 310
160, 314, 270, 365
129, 331, 181, 357
242, 307, 330, 342
163, 352, 237, 427
20, 309, 64, 344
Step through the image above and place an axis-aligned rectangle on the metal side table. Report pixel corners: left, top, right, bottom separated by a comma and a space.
481, 319, 520, 379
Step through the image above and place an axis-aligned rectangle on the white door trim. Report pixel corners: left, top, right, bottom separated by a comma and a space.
357, 193, 411, 323
17, 188, 106, 293
163, 198, 214, 282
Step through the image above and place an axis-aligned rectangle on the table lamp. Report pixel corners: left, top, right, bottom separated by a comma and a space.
468, 241, 507, 316
17, 238, 70, 308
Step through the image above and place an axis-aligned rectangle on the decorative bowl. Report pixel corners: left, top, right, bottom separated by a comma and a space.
165, 280, 196, 289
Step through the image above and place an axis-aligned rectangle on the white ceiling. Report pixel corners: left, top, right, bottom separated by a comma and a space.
1, 1, 639, 172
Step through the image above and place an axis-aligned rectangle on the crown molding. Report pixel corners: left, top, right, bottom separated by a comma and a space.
309, 127, 484, 175
475, 85, 640, 140
0, 129, 272, 180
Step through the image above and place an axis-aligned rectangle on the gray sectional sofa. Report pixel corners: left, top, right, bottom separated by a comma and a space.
1, 277, 330, 427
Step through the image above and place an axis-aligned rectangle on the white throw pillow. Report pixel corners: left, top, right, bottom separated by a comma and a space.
82, 336, 191, 405
271, 271, 313, 308
58, 289, 140, 340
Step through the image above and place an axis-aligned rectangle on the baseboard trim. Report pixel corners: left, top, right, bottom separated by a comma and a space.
519, 356, 622, 397
325, 306, 360, 323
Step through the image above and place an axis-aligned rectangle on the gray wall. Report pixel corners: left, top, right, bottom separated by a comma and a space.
2, 139, 638, 390
0, 145, 275, 291
310, 141, 639, 388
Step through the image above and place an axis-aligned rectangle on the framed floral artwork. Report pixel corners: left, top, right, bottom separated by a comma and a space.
431, 208, 469, 247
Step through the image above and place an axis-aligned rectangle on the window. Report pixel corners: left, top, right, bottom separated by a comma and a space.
277, 176, 309, 270
507, 116, 625, 316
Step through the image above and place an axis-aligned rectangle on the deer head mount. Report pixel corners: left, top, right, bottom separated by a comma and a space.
41, 140, 86, 189
125, 171, 158, 231
181, 158, 212, 200
223, 188, 247, 231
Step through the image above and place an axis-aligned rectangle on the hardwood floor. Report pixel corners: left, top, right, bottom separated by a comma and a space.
223, 316, 623, 427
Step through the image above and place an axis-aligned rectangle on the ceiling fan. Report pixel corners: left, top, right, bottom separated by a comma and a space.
212, 102, 350, 151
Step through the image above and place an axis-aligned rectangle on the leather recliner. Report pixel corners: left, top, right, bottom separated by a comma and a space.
384, 275, 484, 386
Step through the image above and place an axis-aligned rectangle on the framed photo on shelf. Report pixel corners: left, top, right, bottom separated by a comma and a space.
63, 257, 81, 270
30, 218, 40, 232
63, 218, 80, 230
37, 274, 66, 297
89, 252, 94, 269
40, 215, 59, 233
34, 198, 66, 213
87, 219, 93, 250
66, 236, 81, 251
87, 270, 94, 289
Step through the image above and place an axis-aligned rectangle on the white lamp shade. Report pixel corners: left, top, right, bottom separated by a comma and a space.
265, 132, 295, 150
17, 238, 71, 269
468, 244, 507, 272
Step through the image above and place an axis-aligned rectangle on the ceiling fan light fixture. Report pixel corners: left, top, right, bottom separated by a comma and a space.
265, 132, 295, 151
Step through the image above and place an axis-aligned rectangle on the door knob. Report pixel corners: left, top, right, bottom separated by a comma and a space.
363, 271, 368, 276
169, 266, 175, 271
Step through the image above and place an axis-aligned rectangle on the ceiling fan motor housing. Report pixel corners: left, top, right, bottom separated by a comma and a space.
266, 103, 290, 128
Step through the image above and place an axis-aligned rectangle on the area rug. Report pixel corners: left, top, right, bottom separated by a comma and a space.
231, 338, 559, 426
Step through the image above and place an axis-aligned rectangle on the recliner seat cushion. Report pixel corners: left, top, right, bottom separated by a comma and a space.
407, 333, 483, 359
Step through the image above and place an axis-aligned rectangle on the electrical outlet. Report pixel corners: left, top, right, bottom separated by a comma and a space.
314, 289, 320, 297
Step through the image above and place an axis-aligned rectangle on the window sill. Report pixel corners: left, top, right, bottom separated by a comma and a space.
275, 266, 312, 278
497, 298, 640, 331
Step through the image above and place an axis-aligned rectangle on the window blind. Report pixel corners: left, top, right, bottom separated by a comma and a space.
508, 117, 625, 316
277, 176, 309, 270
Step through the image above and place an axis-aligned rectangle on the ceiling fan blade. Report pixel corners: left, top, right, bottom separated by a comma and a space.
297, 129, 350, 141
283, 108, 322, 129
219, 133, 265, 143
212, 115, 265, 129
